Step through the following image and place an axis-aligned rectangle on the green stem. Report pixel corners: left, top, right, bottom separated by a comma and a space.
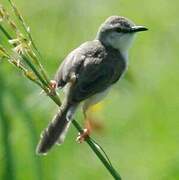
22, 55, 48, 87
72, 120, 121, 179
0, 74, 15, 180
10, 91, 43, 180
0, 24, 121, 180
0, 25, 12, 39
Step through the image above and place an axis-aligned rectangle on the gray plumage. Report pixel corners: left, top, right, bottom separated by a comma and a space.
55, 40, 126, 102
36, 16, 147, 154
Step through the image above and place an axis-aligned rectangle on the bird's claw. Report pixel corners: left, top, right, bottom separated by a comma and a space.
76, 128, 90, 143
48, 80, 58, 96
49, 80, 57, 90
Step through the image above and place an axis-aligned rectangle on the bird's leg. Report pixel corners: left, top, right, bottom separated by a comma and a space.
76, 103, 105, 143
76, 106, 92, 143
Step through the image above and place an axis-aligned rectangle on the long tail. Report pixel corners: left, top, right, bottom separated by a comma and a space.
36, 103, 77, 155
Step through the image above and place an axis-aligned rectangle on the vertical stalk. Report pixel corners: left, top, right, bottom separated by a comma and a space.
10, 91, 43, 180
0, 75, 15, 180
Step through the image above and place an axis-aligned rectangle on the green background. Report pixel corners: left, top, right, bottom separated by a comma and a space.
0, 0, 178, 179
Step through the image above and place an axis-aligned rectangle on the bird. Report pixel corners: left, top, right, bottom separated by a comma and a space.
36, 15, 148, 155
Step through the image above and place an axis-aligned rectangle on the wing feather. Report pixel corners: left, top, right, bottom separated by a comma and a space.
55, 40, 126, 102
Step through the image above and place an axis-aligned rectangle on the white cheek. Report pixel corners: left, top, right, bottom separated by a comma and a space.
107, 33, 136, 53
119, 34, 136, 50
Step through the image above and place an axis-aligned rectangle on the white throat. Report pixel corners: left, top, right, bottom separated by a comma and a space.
105, 32, 136, 60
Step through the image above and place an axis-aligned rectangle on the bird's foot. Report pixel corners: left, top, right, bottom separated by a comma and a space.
48, 80, 58, 96
49, 80, 57, 90
76, 128, 90, 143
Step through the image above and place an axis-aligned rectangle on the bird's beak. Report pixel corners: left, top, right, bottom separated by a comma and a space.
131, 26, 148, 33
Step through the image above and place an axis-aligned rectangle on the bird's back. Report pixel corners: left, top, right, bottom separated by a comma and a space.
55, 40, 127, 102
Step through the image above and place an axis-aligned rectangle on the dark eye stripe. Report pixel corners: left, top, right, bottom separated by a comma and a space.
115, 28, 132, 33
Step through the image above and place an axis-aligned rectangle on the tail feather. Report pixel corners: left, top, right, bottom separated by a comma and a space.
36, 103, 76, 155
57, 121, 71, 145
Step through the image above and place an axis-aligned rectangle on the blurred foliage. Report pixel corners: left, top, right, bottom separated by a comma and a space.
0, 0, 179, 179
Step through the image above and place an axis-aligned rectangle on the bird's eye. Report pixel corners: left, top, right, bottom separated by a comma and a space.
115, 28, 132, 33
115, 28, 121, 32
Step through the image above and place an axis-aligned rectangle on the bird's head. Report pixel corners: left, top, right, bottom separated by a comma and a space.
97, 16, 148, 55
